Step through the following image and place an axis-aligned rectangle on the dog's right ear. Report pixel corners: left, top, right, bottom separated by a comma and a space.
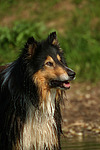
25, 37, 37, 58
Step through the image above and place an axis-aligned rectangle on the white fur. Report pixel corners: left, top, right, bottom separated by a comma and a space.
21, 89, 58, 150
59, 73, 69, 81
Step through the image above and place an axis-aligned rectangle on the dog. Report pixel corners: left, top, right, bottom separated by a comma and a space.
0, 32, 75, 150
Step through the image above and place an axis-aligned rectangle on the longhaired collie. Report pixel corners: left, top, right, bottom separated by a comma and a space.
0, 32, 75, 150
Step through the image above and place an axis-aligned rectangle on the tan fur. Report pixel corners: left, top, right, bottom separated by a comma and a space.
33, 56, 68, 103
57, 54, 61, 61
27, 43, 37, 58
52, 39, 58, 46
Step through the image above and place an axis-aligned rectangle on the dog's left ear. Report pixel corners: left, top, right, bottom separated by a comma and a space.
26, 37, 37, 57
48, 32, 58, 46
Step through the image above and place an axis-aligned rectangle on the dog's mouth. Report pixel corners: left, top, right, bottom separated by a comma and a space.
50, 80, 70, 90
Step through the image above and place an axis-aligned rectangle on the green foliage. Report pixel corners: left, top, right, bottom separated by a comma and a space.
0, 22, 48, 64
72, 0, 83, 5
60, 33, 100, 82
0, 20, 100, 82
0, 0, 100, 82
0, 21, 47, 47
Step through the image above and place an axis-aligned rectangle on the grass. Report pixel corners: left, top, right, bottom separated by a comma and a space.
0, 0, 100, 82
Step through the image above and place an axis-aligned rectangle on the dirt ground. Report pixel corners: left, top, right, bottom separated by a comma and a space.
61, 82, 100, 138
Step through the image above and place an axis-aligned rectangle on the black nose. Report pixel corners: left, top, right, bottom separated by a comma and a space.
66, 67, 76, 80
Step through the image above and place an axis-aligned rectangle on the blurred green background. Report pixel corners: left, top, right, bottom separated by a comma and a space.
0, 0, 100, 82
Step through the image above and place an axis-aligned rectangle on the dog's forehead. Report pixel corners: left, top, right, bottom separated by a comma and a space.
44, 44, 61, 57
36, 42, 64, 64
47, 49, 62, 63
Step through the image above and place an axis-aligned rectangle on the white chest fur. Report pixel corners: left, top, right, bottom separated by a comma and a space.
21, 89, 58, 150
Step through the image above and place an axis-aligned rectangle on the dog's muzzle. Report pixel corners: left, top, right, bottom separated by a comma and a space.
49, 66, 76, 90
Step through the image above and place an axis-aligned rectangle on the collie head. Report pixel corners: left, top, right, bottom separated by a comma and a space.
21, 32, 76, 108
23, 31, 75, 93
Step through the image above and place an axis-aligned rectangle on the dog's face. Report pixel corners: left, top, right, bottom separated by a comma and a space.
25, 32, 75, 90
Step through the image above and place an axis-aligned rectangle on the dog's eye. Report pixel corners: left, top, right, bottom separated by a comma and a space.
45, 62, 53, 67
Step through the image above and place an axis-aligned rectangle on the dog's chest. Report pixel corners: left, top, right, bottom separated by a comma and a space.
21, 90, 58, 150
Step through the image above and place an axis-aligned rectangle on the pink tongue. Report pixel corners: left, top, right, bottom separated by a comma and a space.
63, 82, 70, 88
